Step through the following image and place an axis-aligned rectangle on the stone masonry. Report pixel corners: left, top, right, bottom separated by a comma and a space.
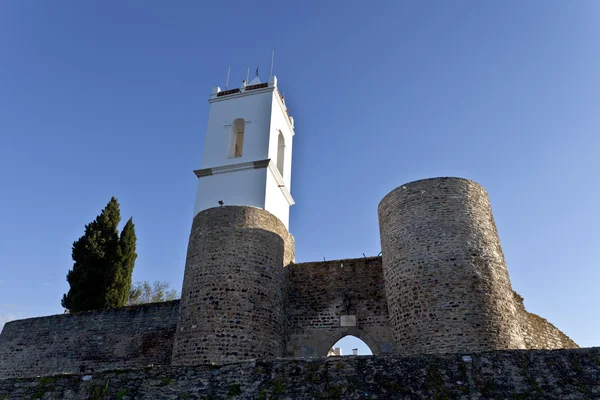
0, 177, 580, 380
285, 257, 392, 358
378, 178, 526, 355
1, 348, 599, 399
171, 206, 294, 366
0, 265, 576, 379
513, 291, 578, 349
0, 301, 179, 380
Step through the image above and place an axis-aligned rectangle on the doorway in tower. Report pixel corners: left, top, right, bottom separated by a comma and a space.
327, 335, 374, 357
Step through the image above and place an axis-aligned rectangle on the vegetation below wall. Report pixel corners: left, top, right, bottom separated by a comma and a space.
1, 348, 599, 399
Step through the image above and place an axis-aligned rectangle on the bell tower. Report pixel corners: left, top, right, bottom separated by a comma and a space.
192, 75, 295, 228
172, 74, 296, 365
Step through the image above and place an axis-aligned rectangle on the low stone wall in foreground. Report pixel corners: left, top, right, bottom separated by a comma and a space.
1, 348, 598, 399
0, 300, 179, 380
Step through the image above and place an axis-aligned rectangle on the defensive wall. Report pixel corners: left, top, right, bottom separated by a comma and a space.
0, 177, 581, 381
1, 348, 598, 399
0, 301, 179, 380
0, 259, 577, 380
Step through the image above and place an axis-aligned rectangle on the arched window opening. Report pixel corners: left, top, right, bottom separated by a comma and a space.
327, 335, 373, 357
229, 118, 245, 158
276, 131, 285, 177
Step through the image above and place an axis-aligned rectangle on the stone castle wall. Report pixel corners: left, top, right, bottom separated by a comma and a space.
0, 179, 582, 380
171, 206, 295, 366
378, 177, 525, 355
1, 348, 598, 399
0, 301, 179, 380
285, 257, 392, 358
0, 280, 577, 380
513, 292, 578, 350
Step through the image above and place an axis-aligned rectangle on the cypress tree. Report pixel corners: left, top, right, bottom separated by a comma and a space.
62, 197, 136, 312
107, 218, 137, 307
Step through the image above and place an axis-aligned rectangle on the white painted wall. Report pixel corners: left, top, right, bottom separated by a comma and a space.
264, 168, 290, 228
193, 77, 295, 229
193, 168, 266, 216
267, 92, 294, 190
200, 90, 273, 169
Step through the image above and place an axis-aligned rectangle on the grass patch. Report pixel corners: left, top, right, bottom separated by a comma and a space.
160, 376, 173, 386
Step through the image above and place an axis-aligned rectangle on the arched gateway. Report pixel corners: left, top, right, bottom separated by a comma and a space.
285, 257, 394, 358
322, 331, 378, 357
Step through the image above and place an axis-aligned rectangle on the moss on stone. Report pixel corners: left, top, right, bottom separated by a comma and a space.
425, 365, 451, 400
272, 378, 285, 394
38, 377, 54, 386
88, 380, 110, 400
327, 384, 344, 399
228, 383, 242, 395
305, 362, 319, 372
29, 376, 57, 399
116, 389, 129, 400
256, 389, 267, 400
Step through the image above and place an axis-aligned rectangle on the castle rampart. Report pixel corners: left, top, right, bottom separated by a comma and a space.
0, 300, 179, 380
0, 178, 580, 380
171, 206, 294, 365
378, 177, 526, 354
0, 262, 577, 380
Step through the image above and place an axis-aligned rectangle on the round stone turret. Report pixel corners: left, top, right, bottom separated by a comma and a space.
378, 177, 525, 355
171, 206, 294, 365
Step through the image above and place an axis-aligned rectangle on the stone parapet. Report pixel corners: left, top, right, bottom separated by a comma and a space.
1, 348, 599, 399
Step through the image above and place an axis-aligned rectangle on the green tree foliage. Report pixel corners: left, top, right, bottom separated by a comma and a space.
107, 218, 137, 307
61, 197, 137, 312
128, 281, 179, 305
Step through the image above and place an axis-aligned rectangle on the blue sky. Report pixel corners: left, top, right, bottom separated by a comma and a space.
0, 1, 598, 354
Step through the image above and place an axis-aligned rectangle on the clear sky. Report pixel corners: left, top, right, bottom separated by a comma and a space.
0, 1, 598, 355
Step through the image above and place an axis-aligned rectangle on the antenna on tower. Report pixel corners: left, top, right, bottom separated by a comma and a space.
270, 49, 275, 76
225, 66, 230, 89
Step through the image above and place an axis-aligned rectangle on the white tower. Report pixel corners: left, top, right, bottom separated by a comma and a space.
193, 75, 295, 228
